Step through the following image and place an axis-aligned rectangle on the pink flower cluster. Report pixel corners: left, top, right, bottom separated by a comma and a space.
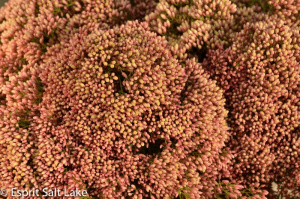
233, 0, 300, 24
145, 0, 237, 56
1, 0, 299, 198
203, 15, 300, 198
1, 8, 229, 197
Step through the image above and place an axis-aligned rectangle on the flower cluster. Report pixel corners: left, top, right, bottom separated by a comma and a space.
1, 18, 229, 198
203, 16, 300, 196
1, 0, 299, 198
145, 0, 237, 56
232, 0, 300, 24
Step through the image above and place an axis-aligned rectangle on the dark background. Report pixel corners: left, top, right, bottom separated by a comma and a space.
0, 0, 8, 8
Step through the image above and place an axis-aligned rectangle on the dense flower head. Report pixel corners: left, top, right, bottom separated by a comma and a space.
203, 16, 300, 193
232, 0, 300, 25
1, 19, 229, 198
1, 0, 300, 198
145, 0, 237, 56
